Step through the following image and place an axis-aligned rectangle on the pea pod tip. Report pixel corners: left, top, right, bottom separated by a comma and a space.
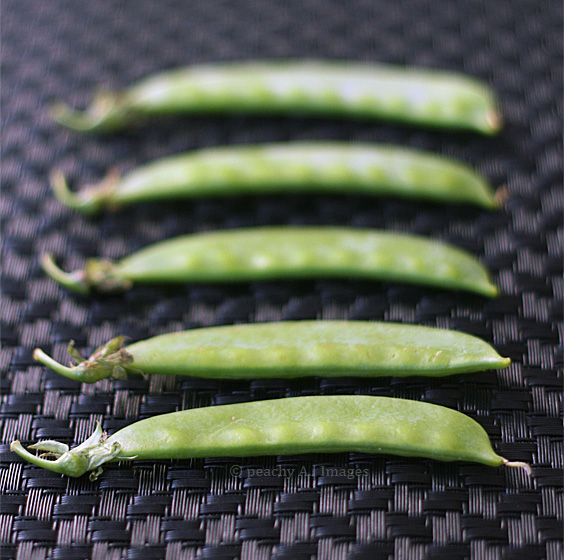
475, 281, 499, 298
486, 109, 503, 135
493, 185, 509, 208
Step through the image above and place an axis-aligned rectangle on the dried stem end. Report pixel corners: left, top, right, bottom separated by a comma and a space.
503, 459, 532, 475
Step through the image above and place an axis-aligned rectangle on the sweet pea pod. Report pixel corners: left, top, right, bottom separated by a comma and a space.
51, 61, 502, 135
33, 321, 510, 384
41, 227, 498, 297
52, 142, 498, 214
10, 396, 530, 479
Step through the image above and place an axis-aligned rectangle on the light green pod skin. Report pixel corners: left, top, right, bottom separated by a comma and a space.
41, 227, 498, 297
51, 61, 502, 135
52, 143, 498, 214
10, 396, 530, 478
32, 321, 510, 384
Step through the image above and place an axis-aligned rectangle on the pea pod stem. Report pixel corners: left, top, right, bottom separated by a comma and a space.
11, 396, 530, 479
50, 91, 133, 134
41, 255, 90, 295
51, 61, 502, 135
51, 143, 499, 214
33, 336, 138, 383
32, 322, 510, 383
10, 423, 131, 479
41, 227, 498, 297
33, 348, 76, 378
50, 168, 121, 214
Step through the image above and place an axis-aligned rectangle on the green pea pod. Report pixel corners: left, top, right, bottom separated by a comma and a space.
33, 321, 510, 384
41, 227, 498, 297
52, 143, 499, 214
51, 61, 502, 135
11, 396, 530, 479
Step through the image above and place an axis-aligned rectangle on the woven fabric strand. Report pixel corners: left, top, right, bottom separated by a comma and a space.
1, 0, 562, 559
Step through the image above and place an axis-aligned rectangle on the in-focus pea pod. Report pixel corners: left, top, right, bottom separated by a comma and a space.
41, 227, 498, 297
51, 61, 502, 135
32, 321, 510, 384
11, 396, 530, 478
51, 142, 499, 214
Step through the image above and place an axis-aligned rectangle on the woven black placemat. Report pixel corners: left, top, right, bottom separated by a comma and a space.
1, 0, 562, 559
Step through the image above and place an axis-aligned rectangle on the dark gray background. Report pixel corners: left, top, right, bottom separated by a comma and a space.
1, 1, 562, 559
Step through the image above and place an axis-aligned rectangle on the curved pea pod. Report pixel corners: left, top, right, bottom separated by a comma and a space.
52, 143, 498, 214
51, 61, 502, 135
10, 395, 530, 478
32, 321, 510, 384
41, 227, 498, 297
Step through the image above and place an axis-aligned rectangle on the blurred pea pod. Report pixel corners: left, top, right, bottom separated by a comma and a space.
41, 226, 498, 297
51, 61, 502, 134
51, 143, 500, 214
